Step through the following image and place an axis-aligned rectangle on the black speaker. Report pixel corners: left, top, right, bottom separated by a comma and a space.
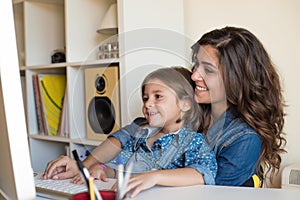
85, 66, 120, 141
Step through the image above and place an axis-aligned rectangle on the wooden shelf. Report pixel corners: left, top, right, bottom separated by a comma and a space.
71, 138, 102, 147
30, 134, 70, 143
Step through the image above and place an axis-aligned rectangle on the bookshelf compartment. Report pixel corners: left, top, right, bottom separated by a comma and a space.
29, 139, 68, 172
65, 0, 117, 63
24, 1, 65, 66
26, 68, 67, 137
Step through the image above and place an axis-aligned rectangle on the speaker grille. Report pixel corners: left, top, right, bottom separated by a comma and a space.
87, 97, 115, 134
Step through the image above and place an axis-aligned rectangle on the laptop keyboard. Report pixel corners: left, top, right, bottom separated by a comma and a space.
34, 173, 116, 196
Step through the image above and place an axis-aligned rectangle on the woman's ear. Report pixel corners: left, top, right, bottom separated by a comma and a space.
180, 98, 191, 112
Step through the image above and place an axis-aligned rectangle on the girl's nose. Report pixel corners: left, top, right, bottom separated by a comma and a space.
145, 100, 154, 108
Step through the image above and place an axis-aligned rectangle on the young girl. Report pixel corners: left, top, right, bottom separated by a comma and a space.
43, 67, 217, 197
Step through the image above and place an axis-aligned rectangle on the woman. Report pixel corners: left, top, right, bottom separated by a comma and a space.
191, 26, 286, 187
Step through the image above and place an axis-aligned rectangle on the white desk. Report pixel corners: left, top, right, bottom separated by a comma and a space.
34, 179, 300, 200
131, 185, 300, 200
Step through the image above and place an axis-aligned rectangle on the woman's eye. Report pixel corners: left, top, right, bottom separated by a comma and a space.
204, 67, 214, 74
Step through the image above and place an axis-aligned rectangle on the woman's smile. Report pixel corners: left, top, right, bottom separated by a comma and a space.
195, 85, 208, 92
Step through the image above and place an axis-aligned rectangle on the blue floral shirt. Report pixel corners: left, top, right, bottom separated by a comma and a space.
108, 119, 217, 185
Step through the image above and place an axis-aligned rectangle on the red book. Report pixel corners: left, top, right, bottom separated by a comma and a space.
32, 74, 45, 135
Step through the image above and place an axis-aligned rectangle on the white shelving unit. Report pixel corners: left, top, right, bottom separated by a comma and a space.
13, 0, 186, 172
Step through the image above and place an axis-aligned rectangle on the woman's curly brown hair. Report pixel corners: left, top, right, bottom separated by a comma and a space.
192, 26, 287, 183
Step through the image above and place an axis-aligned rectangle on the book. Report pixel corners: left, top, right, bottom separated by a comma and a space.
38, 74, 66, 136
32, 74, 46, 135
58, 87, 69, 137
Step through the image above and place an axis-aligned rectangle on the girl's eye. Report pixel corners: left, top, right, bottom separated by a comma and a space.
155, 94, 162, 99
142, 96, 148, 102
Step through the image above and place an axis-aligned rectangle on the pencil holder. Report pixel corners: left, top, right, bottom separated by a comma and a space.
71, 190, 116, 200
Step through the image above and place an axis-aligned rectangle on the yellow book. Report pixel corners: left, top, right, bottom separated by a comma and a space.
38, 74, 66, 136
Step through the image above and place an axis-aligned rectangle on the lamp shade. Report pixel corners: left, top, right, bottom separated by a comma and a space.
97, 3, 118, 34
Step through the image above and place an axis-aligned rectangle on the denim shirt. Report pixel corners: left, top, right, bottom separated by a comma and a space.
108, 120, 217, 185
207, 109, 262, 186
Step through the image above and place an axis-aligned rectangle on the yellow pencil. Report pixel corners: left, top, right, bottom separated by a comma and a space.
89, 177, 95, 200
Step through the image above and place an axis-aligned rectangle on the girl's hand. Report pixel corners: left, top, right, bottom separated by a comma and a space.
71, 174, 84, 184
42, 156, 78, 180
113, 171, 159, 198
71, 164, 109, 184
89, 164, 109, 182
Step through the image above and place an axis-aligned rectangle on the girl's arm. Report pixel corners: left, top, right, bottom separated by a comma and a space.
82, 118, 143, 181
84, 117, 143, 168
125, 168, 204, 198
68, 137, 120, 183
42, 137, 121, 181
83, 137, 122, 168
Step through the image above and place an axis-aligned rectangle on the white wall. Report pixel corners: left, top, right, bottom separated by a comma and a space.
118, 0, 186, 125
183, 0, 300, 187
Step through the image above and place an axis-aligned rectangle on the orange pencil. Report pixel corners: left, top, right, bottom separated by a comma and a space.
89, 177, 95, 200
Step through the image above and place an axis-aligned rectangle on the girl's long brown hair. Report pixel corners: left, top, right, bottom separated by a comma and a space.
192, 26, 287, 183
